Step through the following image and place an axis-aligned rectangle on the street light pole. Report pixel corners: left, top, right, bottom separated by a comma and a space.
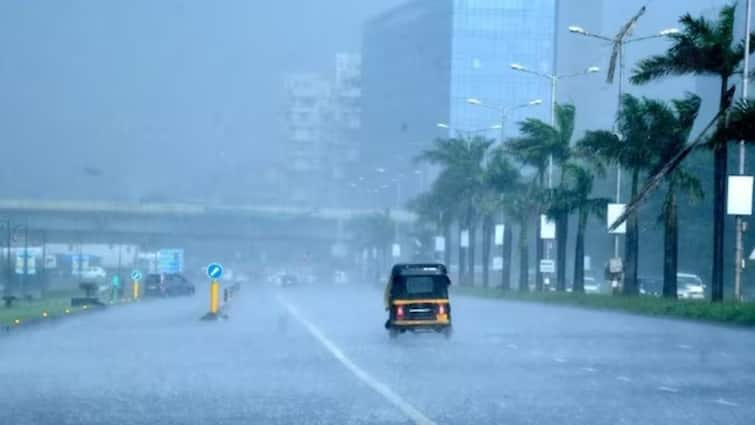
509, 63, 599, 188
569, 24, 679, 261
1, 219, 10, 297
735, 0, 752, 302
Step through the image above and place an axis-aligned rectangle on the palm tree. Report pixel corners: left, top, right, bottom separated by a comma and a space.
721, 98, 755, 140
552, 163, 609, 292
630, 4, 755, 301
506, 104, 572, 291
484, 149, 524, 290
578, 94, 663, 295
416, 135, 492, 285
407, 181, 457, 266
349, 210, 395, 281
646, 94, 705, 298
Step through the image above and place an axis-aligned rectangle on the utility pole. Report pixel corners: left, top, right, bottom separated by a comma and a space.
735, 0, 753, 302
2, 219, 10, 297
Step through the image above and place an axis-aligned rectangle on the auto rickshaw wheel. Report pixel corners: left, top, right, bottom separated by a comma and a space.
389, 327, 399, 339
442, 326, 453, 339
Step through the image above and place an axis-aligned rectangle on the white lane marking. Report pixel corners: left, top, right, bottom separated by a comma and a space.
580, 367, 597, 373
712, 398, 739, 407
677, 344, 693, 350
616, 376, 632, 383
278, 298, 439, 425
657, 386, 680, 393
505, 343, 519, 350
553, 357, 567, 363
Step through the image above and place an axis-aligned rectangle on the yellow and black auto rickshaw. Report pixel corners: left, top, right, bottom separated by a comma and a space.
384, 263, 452, 338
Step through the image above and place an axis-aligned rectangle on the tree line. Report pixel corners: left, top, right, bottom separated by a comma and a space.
406, 4, 755, 301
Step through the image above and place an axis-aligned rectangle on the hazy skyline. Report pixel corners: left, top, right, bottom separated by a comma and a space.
0, 0, 401, 202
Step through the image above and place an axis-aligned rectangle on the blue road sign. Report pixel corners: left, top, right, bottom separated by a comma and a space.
207, 262, 223, 280
157, 249, 184, 274
131, 270, 143, 281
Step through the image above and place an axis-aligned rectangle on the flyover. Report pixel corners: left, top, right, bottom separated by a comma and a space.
0, 199, 415, 245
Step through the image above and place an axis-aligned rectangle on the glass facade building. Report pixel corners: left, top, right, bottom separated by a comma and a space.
449, 0, 555, 139
362, 0, 556, 204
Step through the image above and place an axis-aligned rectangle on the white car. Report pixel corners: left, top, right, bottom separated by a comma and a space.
584, 277, 601, 294
73, 266, 107, 281
677, 273, 705, 300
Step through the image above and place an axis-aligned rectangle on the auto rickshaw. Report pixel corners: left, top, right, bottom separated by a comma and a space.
384, 263, 452, 338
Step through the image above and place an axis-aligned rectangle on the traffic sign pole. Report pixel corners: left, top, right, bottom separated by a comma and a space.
130, 270, 142, 301
210, 280, 219, 314
205, 263, 223, 317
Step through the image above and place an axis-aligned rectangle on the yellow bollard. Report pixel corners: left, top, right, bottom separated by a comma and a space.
132, 281, 140, 300
210, 280, 219, 314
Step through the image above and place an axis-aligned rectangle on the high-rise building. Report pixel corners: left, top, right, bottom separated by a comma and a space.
362, 0, 557, 204
281, 54, 362, 206
282, 73, 332, 204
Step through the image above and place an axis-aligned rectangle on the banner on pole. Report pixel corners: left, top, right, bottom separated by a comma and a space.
460, 230, 469, 248
494, 225, 504, 246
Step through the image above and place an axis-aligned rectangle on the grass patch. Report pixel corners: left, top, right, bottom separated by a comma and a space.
452, 286, 755, 327
0, 289, 91, 327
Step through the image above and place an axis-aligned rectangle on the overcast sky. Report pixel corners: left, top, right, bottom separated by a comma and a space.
0, 0, 400, 202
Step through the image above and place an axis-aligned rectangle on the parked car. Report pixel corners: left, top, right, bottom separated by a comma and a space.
583, 276, 601, 294
677, 273, 705, 300
638, 274, 705, 299
639, 276, 663, 297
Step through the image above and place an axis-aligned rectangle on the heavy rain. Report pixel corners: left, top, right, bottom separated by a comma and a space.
1, 1, 755, 424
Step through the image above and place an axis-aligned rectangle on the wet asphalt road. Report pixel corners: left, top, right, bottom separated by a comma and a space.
1, 283, 754, 425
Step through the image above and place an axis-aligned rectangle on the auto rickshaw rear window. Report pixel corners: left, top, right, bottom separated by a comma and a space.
392, 275, 449, 299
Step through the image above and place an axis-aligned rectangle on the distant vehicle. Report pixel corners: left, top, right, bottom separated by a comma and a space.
143, 273, 195, 297
73, 266, 107, 281
164, 274, 195, 296
583, 276, 601, 294
278, 274, 298, 287
384, 263, 452, 338
677, 273, 705, 300
234, 272, 250, 285
144, 273, 165, 296
334, 270, 347, 285
639, 276, 663, 297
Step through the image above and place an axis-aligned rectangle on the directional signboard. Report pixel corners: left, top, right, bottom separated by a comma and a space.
157, 249, 184, 274
539, 259, 555, 274
207, 262, 224, 280
71, 254, 90, 274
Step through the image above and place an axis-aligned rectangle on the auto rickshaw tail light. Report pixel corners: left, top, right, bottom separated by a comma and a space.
438, 304, 445, 315
396, 306, 405, 319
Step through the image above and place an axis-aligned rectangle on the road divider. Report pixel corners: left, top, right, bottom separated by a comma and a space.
201, 262, 240, 320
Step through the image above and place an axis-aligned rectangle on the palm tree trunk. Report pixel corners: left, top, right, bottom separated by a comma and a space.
711, 76, 729, 302
469, 221, 477, 287
663, 186, 678, 298
502, 219, 513, 290
518, 217, 530, 292
482, 216, 492, 288
556, 213, 568, 291
573, 208, 587, 293
623, 168, 640, 295
535, 172, 544, 291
